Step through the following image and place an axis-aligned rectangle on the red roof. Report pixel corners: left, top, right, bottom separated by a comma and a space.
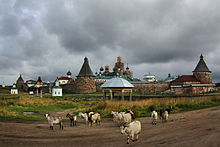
171, 75, 199, 83
58, 77, 72, 80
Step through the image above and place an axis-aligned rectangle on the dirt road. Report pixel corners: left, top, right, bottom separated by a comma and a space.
0, 106, 220, 147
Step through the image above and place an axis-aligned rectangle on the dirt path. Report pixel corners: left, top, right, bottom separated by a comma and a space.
0, 106, 220, 147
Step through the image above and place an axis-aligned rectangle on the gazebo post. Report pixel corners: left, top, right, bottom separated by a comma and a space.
40, 88, 42, 98
103, 90, 106, 100
121, 91, 124, 101
129, 91, 132, 101
36, 88, 39, 96
110, 89, 113, 100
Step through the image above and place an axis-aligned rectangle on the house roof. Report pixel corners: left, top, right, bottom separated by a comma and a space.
58, 77, 72, 80
193, 54, 211, 72
53, 86, 62, 89
101, 77, 134, 88
171, 75, 199, 83
78, 57, 94, 77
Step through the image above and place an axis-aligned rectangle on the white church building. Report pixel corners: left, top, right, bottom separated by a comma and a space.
52, 80, 62, 96
10, 83, 18, 94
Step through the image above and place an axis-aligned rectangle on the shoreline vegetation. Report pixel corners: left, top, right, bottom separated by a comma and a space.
1, 88, 220, 121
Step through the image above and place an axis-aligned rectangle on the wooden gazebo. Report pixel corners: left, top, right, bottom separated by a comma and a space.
101, 77, 134, 101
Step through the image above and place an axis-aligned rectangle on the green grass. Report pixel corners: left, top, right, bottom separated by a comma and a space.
1, 92, 220, 120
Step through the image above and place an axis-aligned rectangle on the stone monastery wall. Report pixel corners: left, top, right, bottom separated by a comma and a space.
96, 82, 170, 94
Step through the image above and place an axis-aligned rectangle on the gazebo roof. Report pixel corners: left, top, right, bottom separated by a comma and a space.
101, 77, 134, 88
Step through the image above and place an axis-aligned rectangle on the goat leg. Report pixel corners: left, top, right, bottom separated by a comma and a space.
127, 136, 130, 144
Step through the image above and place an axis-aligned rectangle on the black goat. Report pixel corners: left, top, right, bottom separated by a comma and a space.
66, 113, 77, 126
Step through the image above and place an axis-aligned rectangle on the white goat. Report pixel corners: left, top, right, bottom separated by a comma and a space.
121, 112, 132, 125
120, 120, 141, 144
111, 111, 119, 122
44, 114, 64, 130
88, 112, 101, 127
78, 112, 88, 124
151, 110, 158, 125
111, 111, 132, 125
162, 110, 169, 122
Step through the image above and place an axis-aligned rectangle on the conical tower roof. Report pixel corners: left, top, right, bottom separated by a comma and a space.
17, 74, 24, 83
77, 57, 94, 77
193, 54, 211, 72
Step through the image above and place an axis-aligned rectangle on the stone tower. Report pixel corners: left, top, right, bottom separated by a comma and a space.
193, 54, 212, 84
74, 57, 96, 93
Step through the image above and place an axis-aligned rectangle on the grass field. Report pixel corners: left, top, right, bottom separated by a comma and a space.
1, 88, 220, 121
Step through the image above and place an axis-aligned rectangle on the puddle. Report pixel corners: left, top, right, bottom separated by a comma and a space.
23, 112, 35, 114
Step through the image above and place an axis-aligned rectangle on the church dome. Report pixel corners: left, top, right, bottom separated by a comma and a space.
67, 70, 72, 76
100, 66, 104, 72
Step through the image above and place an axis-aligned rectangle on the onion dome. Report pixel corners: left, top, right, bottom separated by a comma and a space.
67, 70, 72, 76
126, 63, 129, 70
100, 66, 104, 72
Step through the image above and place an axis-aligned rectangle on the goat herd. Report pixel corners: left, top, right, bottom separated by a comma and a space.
44, 108, 171, 144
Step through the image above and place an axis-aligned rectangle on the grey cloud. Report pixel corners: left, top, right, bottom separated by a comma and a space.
1, 0, 220, 84
0, 14, 21, 36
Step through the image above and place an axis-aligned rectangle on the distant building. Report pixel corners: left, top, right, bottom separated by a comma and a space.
35, 76, 44, 88
158, 73, 178, 83
26, 80, 36, 87
95, 56, 140, 82
52, 80, 62, 96
57, 70, 74, 85
29, 91, 34, 95
143, 74, 156, 82
10, 83, 18, 94
170, 54, 216, 94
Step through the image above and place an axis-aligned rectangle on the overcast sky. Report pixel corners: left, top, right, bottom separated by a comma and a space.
1, 0, 220, 85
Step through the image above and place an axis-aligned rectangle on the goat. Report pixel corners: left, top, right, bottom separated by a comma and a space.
120, 120, 141, 144
127, 110, 136, 120
159, 108, 171, 119
161, 110, 169, 122
118, 112, 125, 121
78, 112, 88, 124
66, 113, 77, 126
111, 111, 119, 122
111, 111, 133, 125
44, 114, 64, 130
121, 112, 132, 125
88, 112, 101, 127
151, 110, 158, 125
